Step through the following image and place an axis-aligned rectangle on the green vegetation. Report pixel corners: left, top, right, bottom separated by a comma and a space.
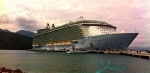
0, 30, 33, 50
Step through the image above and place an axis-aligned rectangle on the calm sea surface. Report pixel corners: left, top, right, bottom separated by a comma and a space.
0, 50, 150, 73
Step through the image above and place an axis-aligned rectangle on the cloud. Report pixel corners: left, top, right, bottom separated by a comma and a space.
0, 14, 12, 24
15, 17, 38, 31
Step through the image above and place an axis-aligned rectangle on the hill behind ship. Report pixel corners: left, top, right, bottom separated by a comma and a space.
0, 29, 33, 50
15, 30, 35, 37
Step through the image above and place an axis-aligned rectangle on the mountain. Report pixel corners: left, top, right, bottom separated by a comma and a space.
0, 30, 33, 50
0, 29, 11, 32
16, 30, 35, 37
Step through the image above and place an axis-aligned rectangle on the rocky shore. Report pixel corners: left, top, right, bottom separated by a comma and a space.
0, 67, 24, 73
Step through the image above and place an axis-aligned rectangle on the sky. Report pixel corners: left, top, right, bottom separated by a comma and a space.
0, 0, 150, 47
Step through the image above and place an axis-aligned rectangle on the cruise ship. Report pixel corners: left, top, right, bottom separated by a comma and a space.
32, 19, 138, 50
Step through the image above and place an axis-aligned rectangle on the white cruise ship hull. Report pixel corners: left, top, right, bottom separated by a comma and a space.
75, 33, 138, 50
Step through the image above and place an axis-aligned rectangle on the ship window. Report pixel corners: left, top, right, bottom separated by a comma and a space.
120, 43, 123, 44
76, 41, 78, 43
73, 41, 78, 43
106, 43, 108, 45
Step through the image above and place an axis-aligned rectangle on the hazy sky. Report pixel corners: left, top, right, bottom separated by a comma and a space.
0, 0, 150, 47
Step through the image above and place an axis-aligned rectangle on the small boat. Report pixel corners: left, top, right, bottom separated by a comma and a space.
66, 48, 88, 54
66, 50, 88, 54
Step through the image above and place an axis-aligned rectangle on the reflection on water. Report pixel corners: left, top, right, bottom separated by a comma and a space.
0, 50, 150, 73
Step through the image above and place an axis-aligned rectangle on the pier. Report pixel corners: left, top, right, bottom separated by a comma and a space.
119, 50, 150, 60
88, 50, 150, 60
27, 49, 150, 60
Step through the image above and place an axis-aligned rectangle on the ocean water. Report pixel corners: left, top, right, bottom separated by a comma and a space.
0, 50, 150, 73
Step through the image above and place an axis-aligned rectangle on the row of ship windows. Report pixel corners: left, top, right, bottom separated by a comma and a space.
92, 43, 124, 46
87, 36, 108, 39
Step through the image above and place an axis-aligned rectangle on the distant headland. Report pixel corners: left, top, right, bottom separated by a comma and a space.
0, 29, 34, 50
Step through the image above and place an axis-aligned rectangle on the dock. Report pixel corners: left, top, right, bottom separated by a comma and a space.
27, 49, 66, 52
27, 49, 150, 60
88, 50, 150, 60
119, 50, 150, 60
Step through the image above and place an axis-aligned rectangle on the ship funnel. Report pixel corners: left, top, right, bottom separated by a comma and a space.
52, 24, 55, 29
46, 23, 50, 29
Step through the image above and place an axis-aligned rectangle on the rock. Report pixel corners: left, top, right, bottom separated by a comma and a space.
0, 67, 24, 73
13, 69, 23, 73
